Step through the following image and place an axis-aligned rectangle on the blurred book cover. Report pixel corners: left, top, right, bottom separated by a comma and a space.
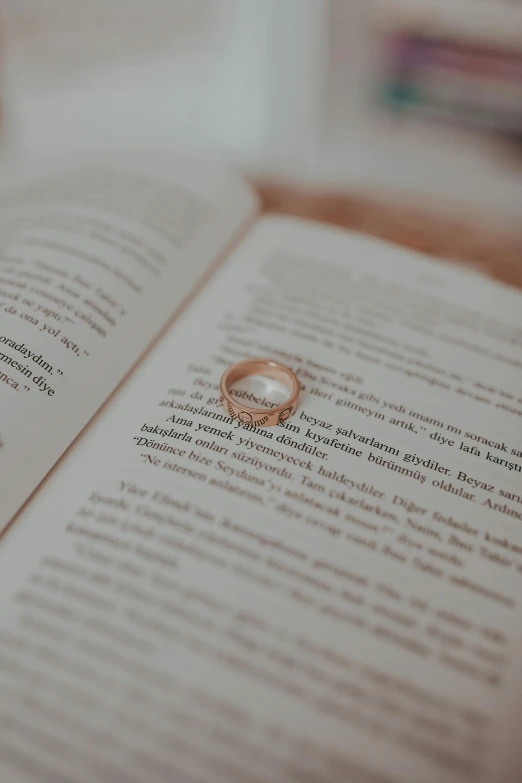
1, 0, 217, 82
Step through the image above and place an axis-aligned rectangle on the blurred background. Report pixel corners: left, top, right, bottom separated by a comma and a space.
1, 0, 521, 280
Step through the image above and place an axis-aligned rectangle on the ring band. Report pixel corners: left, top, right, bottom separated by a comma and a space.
220, 358, 300, 428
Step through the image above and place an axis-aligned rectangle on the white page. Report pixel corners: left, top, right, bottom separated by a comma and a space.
0, 150, 256, 531
0, 217, 522, 783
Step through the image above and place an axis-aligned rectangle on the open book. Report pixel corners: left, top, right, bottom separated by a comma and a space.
1, 150, 522, 783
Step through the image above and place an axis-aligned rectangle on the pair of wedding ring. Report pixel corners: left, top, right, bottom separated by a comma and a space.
220, 358, 299, 428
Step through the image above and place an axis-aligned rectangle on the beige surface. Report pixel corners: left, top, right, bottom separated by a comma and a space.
259, 184, 522, 290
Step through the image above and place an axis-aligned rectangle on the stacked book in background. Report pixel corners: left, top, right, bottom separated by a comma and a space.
375, 0, 522, 142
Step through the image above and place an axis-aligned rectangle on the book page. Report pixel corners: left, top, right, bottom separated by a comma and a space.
0, 150, 256, 530
1, 217, 522, 783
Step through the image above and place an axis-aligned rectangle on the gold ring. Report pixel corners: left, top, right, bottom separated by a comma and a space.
220, 358, 300, 428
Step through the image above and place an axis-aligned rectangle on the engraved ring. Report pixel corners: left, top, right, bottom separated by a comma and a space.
220, 358, 300, 427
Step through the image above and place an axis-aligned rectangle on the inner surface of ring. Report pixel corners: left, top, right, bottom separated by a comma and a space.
226, 363, 295, 410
